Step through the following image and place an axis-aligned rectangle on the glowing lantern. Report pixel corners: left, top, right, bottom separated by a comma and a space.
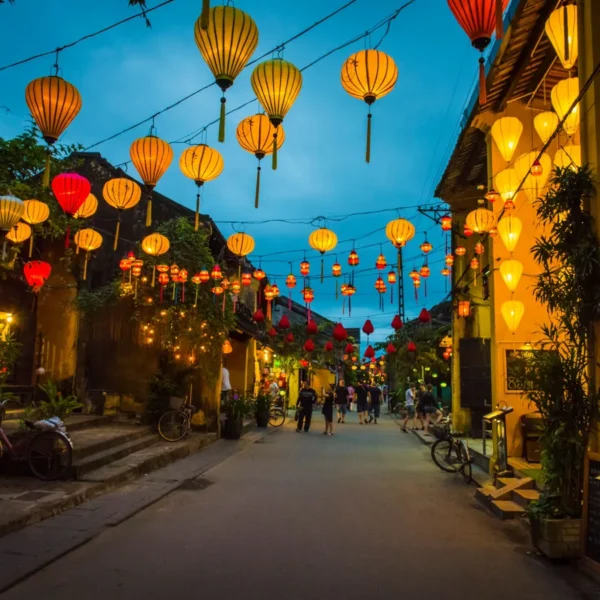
324, 341, 334, 353
302, 286, 314, 304
52, 173, 91, 248
158, 265, 170, 303
227, 232, 255, 260
441, 215, 452, 231
251, 58, 302, 169
6, 222, 32, 245
271, 283, 280, 298
375, 276, 386, 293
501, 300, 525, 332
286, 273, 297, 288
413, 275, 421, 300
448, 0, 509, 104
332, 262, 342, 277
485, 188, 501, 203
130, 131, 173, 226
495, 167, 519, 201
420, 263, 430, 297
500, 259, 523, 292
497, 215, 522, 253
551, 77, 580, 136
387, 270, 396, 284
341, 49, 398, 162
464, 224, 473, 238
457, 300, 471, 317
443, 349, 452, 360
475, 242, 485, 255
0, 195, 24, 258
211, 265, 223, 281
455, 246, 466, 257
279, 315, 291, 330
231, 280, 241, 296
253, 267, 266, 281
348, 250, 359, 266
102, 178, 142, 250
491, 116, 523, 163
300, 260, 310, 276
445, 254, 455, 266
376, 253, 387, 269
418, 308, 431, 324
554, 145, 581, 170
441, 267, 451, 277
333, 322, 348, 342
141, 232, 170, 286
74, 228, 103, 280
242, 272, 252, 286
420, 240, 433, 255
470, 258, 479, 282
237, 114, 285, 208
212, 285, 224, 296
309, 227, 338, 281
545, 4, 578, 71
409, 268, 419, 281
23, 200, 49, 228
534, 111, 559, 145
23, 260, 52, 293
194, 5, 259, 142
489, 227, 498, 238
385, 218, 415, 248
341, 282, 357, 315
514, 151, 552, 203
407, 341, 417, 353
74, 194, 97, 219
223, 340, 233, 354
199, 269, 210, 283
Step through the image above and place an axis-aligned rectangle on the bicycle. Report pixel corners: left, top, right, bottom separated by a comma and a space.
0, 400, 73, 480
158, 397, 198, 442
430, 418, 473, 484
268, 405, 286, 427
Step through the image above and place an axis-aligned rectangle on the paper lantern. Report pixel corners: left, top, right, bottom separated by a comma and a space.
141, 232, 170, 286
267, 327, 278, 339
489, 227, 498, 238
514, 151, 552, 203
6, 222, 31, 244
253, 309, 265, 323
551, 77, 580, 136
23, 260, 51, 293
455, 246, 466, 256
500, 259, 523, 292
251, 59, 302, 169
464, 224, 473, 238
211, 265, 223, 281
102, 178, 142, 250
386, 218, 415, 248
466, 200, 497, 233
302, 286, 314, 304
418, 308, 431, 324
491, 116, 522, 163
497, 215, 522, 253
445, 254, 455, 266
341, 49, 398, 162
306, 320, 318, 335
475, 242, 485, 255
407, 341, 417, 353
501, 300, 525, 332
391, 315, 403, 330
241, 272, 252, 286
253, 268, 266, 281
199, 269, 210, 283
222, 339, 233, 354
52, 173, 90, 217
237, 114, 285, 208
495, 167, 519, 201
300, 260, 310, 276
419, 241, 432, 255
74, 228, 103, 280
324, 341, 334, 352
441, 267, 451, 277
441, 215, 452, 231
362, 319, 374, 336
348, 250, 359, 266
278, 315, 290, 330
545, 4, 578, 71
534, 111, 559, 144
271, 283, 280, 298
285, 332, 294, 343
386, 343, 396, 353
485, 189, 501, 203
364, 345, 375, 359
179, 144, 224, 229
332, 322, 348, 342
22, 200, 49, 226
309, 227, 337, 281
457, 300, 471, 317
227, 232, 255, 258
554, 145, 581, 170
0, 195, 25, 257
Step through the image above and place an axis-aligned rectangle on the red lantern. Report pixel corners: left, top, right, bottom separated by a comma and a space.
253, 308, 265, 323
375, 276, 386, 293
464, 224, 473, 238
199, 268, 210, 283
253, 268, 266, 281
348, 249, 359, 266
285, 332, 295, 343
418, 308, 431, 324
420, 240, 432, 254
489, 226, 498, 238
362, 319, 374, 336
441, 267, 451, 277
364, 345, 375, 359
300, 359, 309, 368
391, 315, 403, 330
271, 283, 280, 298
231, 280, 241, 295
278, 315, 290, 330
300, 260, 310, 276
375, 254, 387, 270
302, 287, 314, 304
52, 173, 91, 248
344, 342, 355, 354
407, 341, 417, 353
475, 242, 485, 255
441, 215, 452, 231
485, 189, 500, 203
445, 254, 455, 267
419, 265, 430, 278
387, 270, 396, 284
306, 320, 318, 335
286, 273, 297, 288
23, 260, 51, 293
333, 323, 348, 342
324, 341, 334, 352
504, 198, 515, 211
120, 258, 131, 272
267, 327, 277, 338
211, 265, 222, 280
386, 343, 396, 353
241, 272, 252, 286
304, 338, 315, 353
332, 262, 341, 277
409, 268, 419, 281
455, 246, 466, 256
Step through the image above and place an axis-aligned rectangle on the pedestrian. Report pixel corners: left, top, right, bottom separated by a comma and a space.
368, 383, 382, 424
347, 384, 355, 412
335, 379, 349, 424
221, 362, 232, 403
296, 380, 317, 433
382, 383, 389, 411
421, 384, 444, 432
402, 384, 417, 432
322, 383, 335, 435
269, 379, 280, 403
355, 381, 369, 424
415, 384, 427, 430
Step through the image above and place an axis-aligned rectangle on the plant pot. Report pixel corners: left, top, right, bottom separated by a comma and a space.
530, 517, 582, 560
223, 417, 243, 440
256, 409, 270, 428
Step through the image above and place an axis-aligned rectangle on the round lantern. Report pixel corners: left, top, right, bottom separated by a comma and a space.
551, 77, 580, 136
441, 215, 452, 231
241, 272, 252, 286
514, 151, 552, 203
74, 193, 98, 220
194, 5, 259, 142
199, 268, 210, 283
254, 267, 266, 280
52, 173, 91, 247
251, 59, 302, 170
497, 215, 522, 253
500, 259, 523, 292
227, 232, 255, 258
445, 254, 455, 266
466, 199, 497, 233
534, 111, 559, 145
22, 199, 50, 257
324, 341, 334, 353
141, 232, 170, 286
491, 116, 523, 163
385, 218, 415, 248
6, 222, 32, 245
0, 195, 24, 259
74, 228, 103, 280
455, 246, 466, 257
348, 249, 359, 267
554, 145, 581, 170
309, 227, 338, 282
23, 260, 52, 293
464, 224, 474, 238
495, 167, 519, 202
407, 341, 417, 353
307, 320, 318, 335
130, 132, 173, 226
419, 240, 432, 255
501, 300, 525, 333
485, 188, 501, 203
300, 260, 310, 277
211, 265, 223, 281
545, 4, 578, 71
386, 343, 396, 354
179, 144, 224, 229
103, 178, 142, 250
341, 49, 398, 162
237, 114, 285, 207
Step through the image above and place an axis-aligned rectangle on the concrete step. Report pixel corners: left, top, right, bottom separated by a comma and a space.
2, 414, 112, 439
513, 488, 540, 509
70, 425, 153, 461
490, 500, 526, 520
495, 476, 534, 490
475, 485, 497, 505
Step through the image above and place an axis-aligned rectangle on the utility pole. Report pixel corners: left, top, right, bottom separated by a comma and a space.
397, 247, 405, 323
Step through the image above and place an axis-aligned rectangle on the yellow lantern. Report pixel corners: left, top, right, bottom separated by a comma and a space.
236, 115, 285, 208
534, 111, 559, 145
385, 218, 415, 248
74, 228, 103, 280
22, 199, 50, 257
74, 193, 98, 219
497, 215, 522, 253
501, 300, 525, 333
495, 167, 519, 202
130, 131, 173, 226
500, 259, 523, 292
141, 232, 170, 286
554, 145, 581, 170
466, 200, 497, 233
194, 5, 259, 143
25, 75, 82, 186
491, 116, 523, 163
0, 195, 24, 259
551, 77, 580, 136
222, 339, 233, 355
341, 50, 398, 163
6, 222, 32, 245
309, 227, 338, 282
514, 151, 552, 203
103, 178, 142, 251
179, 144, 224, 230
545, 4, 578, 71
226, 232, 255, 257
251, 59, 302, 170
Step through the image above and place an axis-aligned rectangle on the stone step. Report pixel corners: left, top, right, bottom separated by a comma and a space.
475, 485, 497, 505
2, 414, 112, 439
490, 500, 526, 520
513, 488, 540, 508
70, 425, 153, 461
495, 476, 534, 490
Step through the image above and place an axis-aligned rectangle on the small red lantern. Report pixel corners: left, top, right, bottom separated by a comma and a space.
441, 215, 452, 231
324, 341, 334, 352
464, 224, 473, 238
253, 268, 266, 281
375, 254, 387, 270
409, 268, 419, 281
300, 260, 310, 276
242, 272, 252, 286
455, 246, 466, 257
212, 285, 224, 295
348, 249, 359, 266
300, 359, 309, 368
362, 319, 374, 336
302, 287, 314, 304
387, 270, 396, 284
253, 308, 265, 322
199, 268, 210, 283
386, 343, 396, 353
333, 323, 348, 342
306, 320, 318, 335
304, 338, 315, 353
278, 315, 291, 330
211, 265, 223, 280
419, 265, 430, 278
285, 332, 295, 343
286, 273, 297, 288
267, 327, 277, 338
23, 260, 51, 293
364, 345, 375, 359
470, 258, 479, 270
345, 342, 355, 354
531, 159, 543, 177
413, 276, 421, 300
475, 242, 485, 255
407, 341, 417, 353
485, 189, 500, 203
374, 276, 386, 293
441, 267, 451, 277
418, 308, 431, 324
391, 315, 403, 330
170, 263, 180, 279
158, 273, 170, 286
420, 240, 433, 254
231, 280, 241, 295
120, 258, 132, 272
332, 262, 342, 277
445, 254, 454, 267
221, 278, 230, 290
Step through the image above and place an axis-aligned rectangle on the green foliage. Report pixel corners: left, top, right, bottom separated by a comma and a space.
28, 380, 83, 420
222, 395, 254, 421
254, 391, 272, 413
0, 332, 21, 404
74, 280, 121, 317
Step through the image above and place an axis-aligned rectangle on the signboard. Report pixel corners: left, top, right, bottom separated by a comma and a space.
583, 452, 600, 565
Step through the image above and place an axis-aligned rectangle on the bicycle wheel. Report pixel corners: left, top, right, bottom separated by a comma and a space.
458, 442, 473, 484
27, 431, 72, 481
431, 439, 459, 473
158, 410, 190, 442
269, 408, 285, 428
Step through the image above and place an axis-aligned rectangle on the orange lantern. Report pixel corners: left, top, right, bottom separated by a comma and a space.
211, 265, 223, 280
199, 268, 210, 283
445, 254, 455, 266
455, 246, 466, 257
470, 258, 479, 285
441, 267, 451, 277
286, 273, 297, 288
441, 215, 452, 231
375, 253, 387, 270
387, 270, 396, 284
242, 272, 252, 286
300, 260, 310, 276
420, 240, 433, 254
253, 267, 266, 280
348, 249, 359, 266
457, 300, 471, 317
231, 280, 241, 295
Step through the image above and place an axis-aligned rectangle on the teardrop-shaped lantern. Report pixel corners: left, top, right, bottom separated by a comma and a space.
514, 151, 552, 203
551, 77, 580, 136
497, 215, 522, 253
500, 259, 523, 292
466, 199, 497, 233
341, 49, 398, 163
385, 218, 415, 248
554, 145, 581, 170
491, 116, 522, 163
545, 4, 578, 71
534, 111, 559, 145
74, 228, 103, 280
74, 193, 98, 219
251, 59, 302, 170
501, 300, 524, 332
237, 115, 285, 208
495, 167, 519, 202
194, 5, 259, 142
130, 131, 173, 226
103, 178, 142, 250
22, 199, 50, 257
179, 144, 224, 229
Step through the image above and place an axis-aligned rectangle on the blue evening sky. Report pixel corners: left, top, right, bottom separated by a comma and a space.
0, 0, 480, 347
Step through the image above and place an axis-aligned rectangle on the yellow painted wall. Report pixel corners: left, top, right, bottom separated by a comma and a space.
312, 368, 335, 400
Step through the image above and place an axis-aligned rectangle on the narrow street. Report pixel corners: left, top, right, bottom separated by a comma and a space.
2, 415, 583, 600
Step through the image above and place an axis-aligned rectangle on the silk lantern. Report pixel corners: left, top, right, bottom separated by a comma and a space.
52, 173, 91, 248
364, 345, 375, 359
308, 227, 338, 282
22, 199, 50, 257
227, 232, 255, 279
385, 218, 415, 248
491, 116, 523, 163
103, 178, 142, 250
466, 200, 497, 233
194, 5, 259, 142
545, 4, 578, 71
501, 300, 524, 332
534, 111, 559, 144
514, 151, 552, 203
179, 144, 224, 229
500, 259, 523, 292
279, 314, 291, 330
24, 260, 52, 293
141, 232, 170, 286
554, 145, 581, 170
497, 215, 522, 253
551, 77, 580, 136
74, 193, 98, 220
407, 341, 417, 353
6, 222, 32, 246
300, 260, 310, 277
340, 49, 398, 162
324, 341, 334, 353
418, 308, 431, 324
333, 322, 348, 342
391, 315, 403, 330
0, 195, 24, 259
251, 58, 302, 169
495, 167, 519, 202
441, 215, 452, 231
74, 228, 102, 280
306, 320, 318, 335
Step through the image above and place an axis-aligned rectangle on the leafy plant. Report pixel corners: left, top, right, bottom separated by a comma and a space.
254, 392, 272, 414
222, 395, 254, 421
27, 380, 83, 420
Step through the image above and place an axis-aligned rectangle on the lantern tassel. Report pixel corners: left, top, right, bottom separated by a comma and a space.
160, 284, 164, 304
182, 283, 185, 303
495, 0, 503, 40
563, 4, 569, 63
336, 280, 338, 300
267, 300, 272, 321
195, 188, 201, 231
1, 238, 6, 261
113, 219, 121, 252
83, 254, 89, 280
29, 234, 34, 258
349, 297, 352, 317
255, 165, 261, 209
425, 280, 427, 297
146, 198, 152, 227
222, 293, 226, 315
43, 150, 51, 188
320, 258, 324, 283
366, 112, 372, 164
272, 132, 278, 170
200, 0, 210, 30
152, 265, 156, 287
415, 287, 418, 301
194, 285, 199, 307
478, 57, 487, 105
288, 291, 292, 311
342, 297, 346, 315
218, 96, 226, 143
65, 223, 70, 249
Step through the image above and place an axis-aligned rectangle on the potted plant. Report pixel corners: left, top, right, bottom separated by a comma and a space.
255, 392, 272, 428
222, 395, 253, 440
516, 167, 600, 560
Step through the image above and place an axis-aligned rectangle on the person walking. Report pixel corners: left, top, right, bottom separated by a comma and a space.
382, 384, 389, 411
368, 384, 382, 424
402, 384, 417, 432
415, 384, 427, 431
355, 381, 369, 424
296, 380, 317, 433
347, 384, 355, 412
421, 384, 444, 432
322, 383, 335, 435
335, 379, 349, 424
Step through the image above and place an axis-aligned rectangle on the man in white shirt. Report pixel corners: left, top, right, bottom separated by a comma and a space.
221, 365, 232, 401
402, 384, 417, 432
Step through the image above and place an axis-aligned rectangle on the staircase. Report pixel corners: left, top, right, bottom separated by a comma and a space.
476, 475, 540, 520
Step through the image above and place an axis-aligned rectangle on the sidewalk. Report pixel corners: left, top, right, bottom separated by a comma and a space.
0, 427, 269, 593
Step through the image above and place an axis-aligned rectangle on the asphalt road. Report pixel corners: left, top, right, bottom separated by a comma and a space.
3, 414, 587, 599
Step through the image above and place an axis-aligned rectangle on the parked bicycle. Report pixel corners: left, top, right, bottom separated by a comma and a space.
0, 400, 73, 480
430, 417, 473, 484
158, 397, 198, 442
